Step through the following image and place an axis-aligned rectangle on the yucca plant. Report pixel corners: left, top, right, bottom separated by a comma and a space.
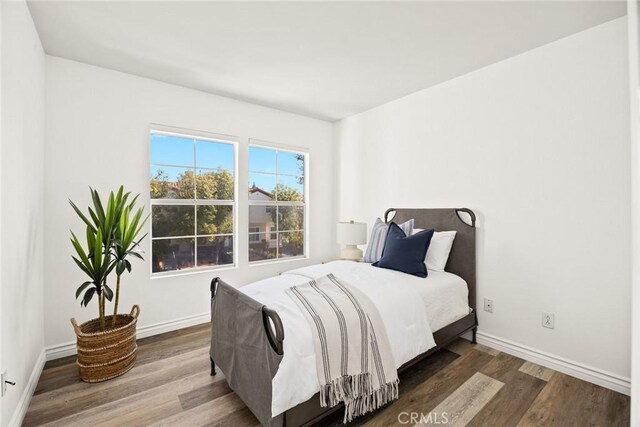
70, 186, 147, 331
110, 194, 147, 327
70, 226, 115, 331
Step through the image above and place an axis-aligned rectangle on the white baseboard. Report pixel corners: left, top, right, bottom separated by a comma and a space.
476, 331, 630, 395
45, 311, 210, 361
8, 348, 46, 427
135, 312, 210, 340
43, 315, 630, 397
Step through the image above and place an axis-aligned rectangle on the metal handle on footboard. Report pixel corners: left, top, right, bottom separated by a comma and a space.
263, 307, 284, 355
211, 277, 219, 299
211, 276, 284, 355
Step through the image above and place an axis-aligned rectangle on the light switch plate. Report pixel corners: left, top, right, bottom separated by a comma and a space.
1, 370, 7, 397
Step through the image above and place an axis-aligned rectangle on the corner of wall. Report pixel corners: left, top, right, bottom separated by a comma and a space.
6, 350, 45, 427
626, 0, 640, 423
1, 0, 47, 425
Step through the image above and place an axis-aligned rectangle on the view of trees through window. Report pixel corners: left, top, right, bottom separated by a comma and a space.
149, 132, 308, 274
248, 145, 306, 262
150, 132, 235, 273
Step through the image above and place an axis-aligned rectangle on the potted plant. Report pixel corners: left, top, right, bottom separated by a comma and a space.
69, 186, 147, 382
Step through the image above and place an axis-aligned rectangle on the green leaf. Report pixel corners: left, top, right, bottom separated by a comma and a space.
76, 281, 93, 299
125, 259, 132, 272
88, 207, 100, 229
119, 205, 129, 236
85, 226, 96, 251
106, 191, 115, 232
116, 260, 126, 276
104, 261, 116, 277
115, 186, 124, 205
91, 188, 106, 225
134, 233, 148, 245
126, 209, 143, 241
69, 200, 97, 233
70, 231, 91, 268
128, 251, 144, 260
103, 284, 114, 301
117, 190, 130, 223
94, 227, 103, 268
129, 194, 140, 208
82, 287, 96, 307
72, 256, 92, 277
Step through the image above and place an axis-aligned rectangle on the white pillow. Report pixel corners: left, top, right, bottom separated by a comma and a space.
364, 218, 414, 263
412, 229, 457, 272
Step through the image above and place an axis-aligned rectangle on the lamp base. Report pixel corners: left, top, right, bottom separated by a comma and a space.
340, 245, 363, 262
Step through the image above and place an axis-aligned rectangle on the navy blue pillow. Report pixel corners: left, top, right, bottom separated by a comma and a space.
372, 222, 434, 278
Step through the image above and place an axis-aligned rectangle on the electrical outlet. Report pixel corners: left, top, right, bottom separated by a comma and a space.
1, 370, 7, 397
484, 298, 494, 313
542, 312, 555, 329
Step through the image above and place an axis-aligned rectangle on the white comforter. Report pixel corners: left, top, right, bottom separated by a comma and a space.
241, 261, 438, 417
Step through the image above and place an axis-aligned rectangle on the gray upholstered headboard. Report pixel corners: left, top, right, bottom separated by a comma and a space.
384, 208, 477, 311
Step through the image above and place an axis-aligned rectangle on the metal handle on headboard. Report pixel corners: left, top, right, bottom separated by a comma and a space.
384, 208, 396, 223
263, 307, 284, 355
385, 207, 476, 228
455, 208, 476, 227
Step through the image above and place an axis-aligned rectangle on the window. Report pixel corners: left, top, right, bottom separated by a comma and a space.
150, 130, 236, 274
249, 227, 260, 243
248, 144, 306, 262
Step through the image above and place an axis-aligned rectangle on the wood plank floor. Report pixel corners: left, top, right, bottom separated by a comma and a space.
23, 323, 630, 427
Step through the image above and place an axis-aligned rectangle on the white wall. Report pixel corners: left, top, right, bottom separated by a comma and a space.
1, 1, 46, 425
0, 1, 4, 424
336, 18, 631, 383
44, 56, 336, 349
627, 0, 640, 422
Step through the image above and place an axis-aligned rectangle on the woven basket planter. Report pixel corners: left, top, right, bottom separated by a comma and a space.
70, 305, 140, 383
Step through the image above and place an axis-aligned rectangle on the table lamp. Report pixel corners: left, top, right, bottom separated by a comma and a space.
337, 220, 367, 261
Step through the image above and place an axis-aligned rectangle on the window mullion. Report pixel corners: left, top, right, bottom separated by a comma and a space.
193, 138, 198, 267
151, 234, 198, 241
151, 199, 198, 206
193, 205, 198, 268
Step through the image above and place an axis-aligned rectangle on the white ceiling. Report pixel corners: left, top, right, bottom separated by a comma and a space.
27, 1, 626, 122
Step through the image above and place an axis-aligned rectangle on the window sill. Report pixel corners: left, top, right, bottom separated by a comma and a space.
150, 263, 237, 280
149, 255, 310, 279
248, 255, 308, 268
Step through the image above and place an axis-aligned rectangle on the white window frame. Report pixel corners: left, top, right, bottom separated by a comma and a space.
248, 140, 308, 264
149, 125, 239, 277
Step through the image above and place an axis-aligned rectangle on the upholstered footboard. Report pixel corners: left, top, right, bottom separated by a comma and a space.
210, 277, 285, 427
210, 275, 479, 427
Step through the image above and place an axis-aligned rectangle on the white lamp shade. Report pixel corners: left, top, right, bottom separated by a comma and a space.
337, 221, 367, 245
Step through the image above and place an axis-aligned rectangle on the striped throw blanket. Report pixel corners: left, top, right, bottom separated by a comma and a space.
286, 274, 399, 423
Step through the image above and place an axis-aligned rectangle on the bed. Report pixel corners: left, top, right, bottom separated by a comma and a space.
209, 208, 478, 426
